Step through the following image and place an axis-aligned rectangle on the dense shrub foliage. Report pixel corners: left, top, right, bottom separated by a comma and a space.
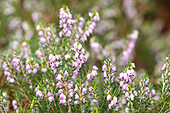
0, 6, 169, 113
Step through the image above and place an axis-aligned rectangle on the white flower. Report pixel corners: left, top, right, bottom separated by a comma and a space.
56, 74, 62, 81
78, 44, 82, 50
93, 66, 98, 70
12, 100, 17, 106
107, 94, 112, 101
75, 93, 79, 99
89, 12, 93, 17
125, 92, 129, 98
125, 107, 129, 113
2, 92, 7, 97
104, 71, 107, 78
48, 96, 54, 103
87, 74, 91, 80
130, 94, 134, 101
74, 100, 80, 105
49, 54, 55, 61
112, 96, 117, 106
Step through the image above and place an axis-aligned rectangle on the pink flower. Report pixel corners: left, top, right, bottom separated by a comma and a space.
58, 89, 63, 95
33, 68, 37, 74
59, 93, 66, 101
41, 68, 47, 73
40, 37, 46, 44
13, 105, 17, 110
38, 31, 44, 36
151, 89, 156, 95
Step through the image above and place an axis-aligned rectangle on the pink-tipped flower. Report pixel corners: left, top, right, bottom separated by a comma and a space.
40, 37, 46, 44
48, 96, 54, 103
56, 74, 62, 81
93, 66, 99, 70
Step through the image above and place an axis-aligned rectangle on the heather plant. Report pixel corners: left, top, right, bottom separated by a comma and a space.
0, 6, 170, 113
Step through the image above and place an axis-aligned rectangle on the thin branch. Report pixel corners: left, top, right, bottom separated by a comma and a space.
149, 94, 170, 112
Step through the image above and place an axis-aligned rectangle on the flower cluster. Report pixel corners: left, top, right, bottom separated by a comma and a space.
26, 58, 40, 75
160, 57, 170, 100
119, 30, 139, 65
119, 63, 136, 92
0, 6, 169, 113
0, 92, 10, 112
59, 7, 75, 37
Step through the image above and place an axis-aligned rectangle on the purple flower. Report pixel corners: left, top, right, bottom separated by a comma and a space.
151, 89, 156, 95
2, 92, 7, 97
93, 15, 100, 22
91, 99, 97, 105
12, 58, 20, 67
69, 90, 74, 98
13, 105, 17, 110
38, 31, 44, 36
41, 68, 47, 73
35, 49, 42, 58
145, 79, 149, 85
33, 68, 37, 74
11, 41, 19, 50
58, 89, 63, 95
59, 93, 66, 104
68, 83, 73, 89
4, 71, 10, 76
36, 90, 43, 99
28, 69, 32, 74
9, 78, 15, 83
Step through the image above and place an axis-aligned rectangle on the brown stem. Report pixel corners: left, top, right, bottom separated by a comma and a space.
149, 94, 170, 112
